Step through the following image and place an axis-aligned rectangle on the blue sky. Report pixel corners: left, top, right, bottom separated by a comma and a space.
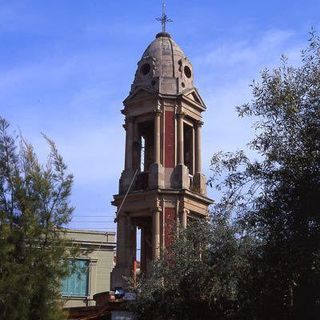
1, 0, 319, 232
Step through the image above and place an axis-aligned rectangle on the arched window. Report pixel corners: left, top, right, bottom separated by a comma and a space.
183, 122, 194, 174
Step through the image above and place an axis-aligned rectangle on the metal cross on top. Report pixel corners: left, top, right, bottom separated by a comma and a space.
156, 0, 173, 33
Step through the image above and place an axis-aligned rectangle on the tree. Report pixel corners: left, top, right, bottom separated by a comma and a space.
131, 31, 320, 320
0, 117, 77, 320
129, 218, 252, 320
210, 30, 320, 319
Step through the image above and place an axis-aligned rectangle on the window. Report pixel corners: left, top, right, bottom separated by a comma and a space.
62, 259, 89, 297
140, 63, 151, 76
184, 66, 192, 78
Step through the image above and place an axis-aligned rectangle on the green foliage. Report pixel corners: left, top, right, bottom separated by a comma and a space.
129, 218, 252, 320
0, 117, 77, 320
209, 30, 320, 319
131, 31, 320, 320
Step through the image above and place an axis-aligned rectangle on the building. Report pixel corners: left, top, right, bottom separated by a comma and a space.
64, 8, 212, 319
62, 229, 116, 308
111, 23, 213, 289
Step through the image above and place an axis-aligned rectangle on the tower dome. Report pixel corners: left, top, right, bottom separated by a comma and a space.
131, 32, 194, 95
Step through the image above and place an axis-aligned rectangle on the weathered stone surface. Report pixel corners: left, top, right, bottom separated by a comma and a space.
148, 163, 165, 189
111, 31, 213, 291
119, 169, 136, 194
131, 32, 194, 95
172, 164, 190, 189
192, 172, 207, 196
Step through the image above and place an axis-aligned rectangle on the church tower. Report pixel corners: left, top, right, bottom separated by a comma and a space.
111, 27, 213, 289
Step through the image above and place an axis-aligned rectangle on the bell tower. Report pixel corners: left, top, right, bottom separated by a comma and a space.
111, 30, 213, 289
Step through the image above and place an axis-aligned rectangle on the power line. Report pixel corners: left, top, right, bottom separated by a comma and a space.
70, 220, 114, 223
71, 216, 115, 218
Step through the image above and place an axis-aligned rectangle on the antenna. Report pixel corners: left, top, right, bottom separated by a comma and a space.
156, 0, 173, 33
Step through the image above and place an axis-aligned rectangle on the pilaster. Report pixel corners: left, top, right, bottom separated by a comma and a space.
124, 116, 134, 170
88, 259, 98, 305
195, 120, 203, 174
180, 208, 189, 229
152, 205, 162, 259
154, 107, 162, 164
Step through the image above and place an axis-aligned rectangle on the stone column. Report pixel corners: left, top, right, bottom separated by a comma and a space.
116, 214, 127, 266
111, 214, 133, 289
181, 209, 189, 229
131, 120, 140, 170
124, 117, 134, 170
195, 121, 203, 173
177, 112, 185, 165
125, 216, 136, 273
154, 109, 161, 164
140, 227, 146, 274
152, 209, 161, 259
130, 221, 136, 270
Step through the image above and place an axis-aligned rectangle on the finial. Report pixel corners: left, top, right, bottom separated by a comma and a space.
156, 0, 173, 33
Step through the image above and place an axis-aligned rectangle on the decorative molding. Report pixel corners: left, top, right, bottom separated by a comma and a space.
176, 111, 185, 119
195, 120, 204, 128
126, 116, 135, 123
154, 108, 163, 115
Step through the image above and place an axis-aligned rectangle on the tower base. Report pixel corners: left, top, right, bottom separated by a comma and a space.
111, 266, 131, 290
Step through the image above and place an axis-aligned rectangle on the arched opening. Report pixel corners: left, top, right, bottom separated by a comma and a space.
138, 121, 154, 172
183, 122, 194, 175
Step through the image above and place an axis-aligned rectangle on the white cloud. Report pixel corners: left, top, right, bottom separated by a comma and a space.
195, 29, 304, 182
1, 25, 308, 229
198, 30, 295, 69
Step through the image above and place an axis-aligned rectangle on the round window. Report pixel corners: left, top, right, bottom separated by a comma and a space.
184, 66, 192, 78
140, 63, 151, 76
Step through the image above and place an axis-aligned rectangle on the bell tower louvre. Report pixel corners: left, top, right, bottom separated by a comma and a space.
111, 27, 213, 289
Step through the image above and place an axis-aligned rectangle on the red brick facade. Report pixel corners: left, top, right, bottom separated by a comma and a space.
164, 110, 175, 168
